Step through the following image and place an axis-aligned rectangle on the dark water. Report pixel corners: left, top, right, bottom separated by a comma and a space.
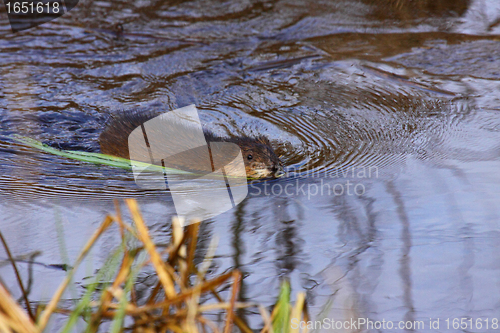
2, 0, 500, 331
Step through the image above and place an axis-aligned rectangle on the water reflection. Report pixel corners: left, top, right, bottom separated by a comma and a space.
363, 0, 470, 22
386, 181, 415, 330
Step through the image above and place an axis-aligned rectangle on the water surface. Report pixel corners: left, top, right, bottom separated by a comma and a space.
1, 0, 500, 331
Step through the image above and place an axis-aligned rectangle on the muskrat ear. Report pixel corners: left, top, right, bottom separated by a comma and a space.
256, 136, 271, 146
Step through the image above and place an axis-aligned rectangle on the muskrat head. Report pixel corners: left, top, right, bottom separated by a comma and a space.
237, 137, 283, 180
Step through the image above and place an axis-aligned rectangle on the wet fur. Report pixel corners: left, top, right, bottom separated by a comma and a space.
99, 110, 281, 178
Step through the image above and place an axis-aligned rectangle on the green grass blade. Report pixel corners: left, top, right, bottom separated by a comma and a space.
11, 135, 252, 179
273, 280, 291, 333
109, 250, 146, 333
109, 264, 135, 333
60, 242, 125, 333
12, 135, 188, 174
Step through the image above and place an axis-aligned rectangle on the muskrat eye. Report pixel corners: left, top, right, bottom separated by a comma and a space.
247, 154, 253, 160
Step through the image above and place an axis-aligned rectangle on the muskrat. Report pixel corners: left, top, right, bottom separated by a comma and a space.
99, 111, 283, 179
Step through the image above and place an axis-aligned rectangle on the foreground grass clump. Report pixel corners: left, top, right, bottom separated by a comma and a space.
0, 199, 308, 333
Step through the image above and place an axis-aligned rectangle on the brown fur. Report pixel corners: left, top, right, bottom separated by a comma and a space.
99, 110, 282, 179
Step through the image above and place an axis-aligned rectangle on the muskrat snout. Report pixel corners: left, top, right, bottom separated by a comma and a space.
241, 142, 283, 180
272, 163, 285, 178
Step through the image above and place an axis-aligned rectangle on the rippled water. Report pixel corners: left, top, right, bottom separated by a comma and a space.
2, 0, 500, 331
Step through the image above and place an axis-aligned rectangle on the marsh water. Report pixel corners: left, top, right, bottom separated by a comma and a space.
2, 0, 500, 331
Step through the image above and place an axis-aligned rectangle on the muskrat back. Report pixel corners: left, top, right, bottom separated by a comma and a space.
99, 110, 283, 179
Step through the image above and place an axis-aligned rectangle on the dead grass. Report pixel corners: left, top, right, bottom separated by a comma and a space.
0, 199, 308, 333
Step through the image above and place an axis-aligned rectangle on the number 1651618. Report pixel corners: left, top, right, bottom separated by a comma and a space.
6, 2, 60, 14
445, 318, 499, 330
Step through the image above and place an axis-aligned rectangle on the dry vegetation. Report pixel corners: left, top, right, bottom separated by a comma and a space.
0, 199, 307, 333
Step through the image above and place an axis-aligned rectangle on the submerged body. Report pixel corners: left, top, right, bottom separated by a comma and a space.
99, 111, 283, 179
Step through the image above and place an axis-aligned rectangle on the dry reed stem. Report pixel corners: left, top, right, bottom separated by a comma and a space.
198, 315, 220, 333
0, 198, 308, 333
36, 215, 114, 332
184, 222, 200, 285
113, 199, 125, 239
88, 248, 138, 332
98, 270, 234, 318
0, 282, 36, 333
258, 305, 274, 333
145, 222, 197, 305
290, 292, 306, 333
210, 290, 253, 333
223, 270, 241, 333
125, 199, 177, 299
0, 231, 34, 321
172, 216, 188, 291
